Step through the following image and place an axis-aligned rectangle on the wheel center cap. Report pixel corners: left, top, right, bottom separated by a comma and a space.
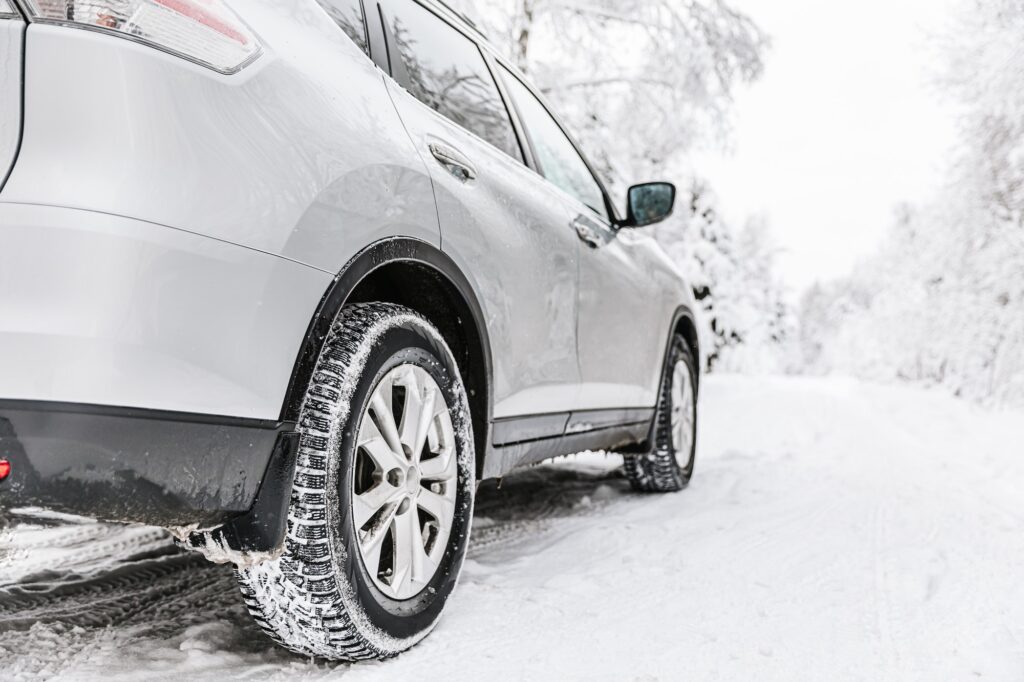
405, 466, 421, 495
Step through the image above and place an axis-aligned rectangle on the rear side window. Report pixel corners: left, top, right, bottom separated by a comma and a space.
317, 0, 369, 55
383, 0, 522, 162
499, 66, 608, 220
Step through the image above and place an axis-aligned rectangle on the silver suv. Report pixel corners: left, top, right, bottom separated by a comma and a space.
0, 0, 701, 660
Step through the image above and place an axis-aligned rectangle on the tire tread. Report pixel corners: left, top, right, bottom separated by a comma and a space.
624, 335, 697, 493
235, 303, 447, 661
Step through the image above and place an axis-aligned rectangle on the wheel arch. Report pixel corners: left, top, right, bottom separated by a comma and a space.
280, 238, 493, 474
669, 305, 701, 395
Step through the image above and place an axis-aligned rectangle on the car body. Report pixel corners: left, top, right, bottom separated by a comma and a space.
0, 0, 701, 657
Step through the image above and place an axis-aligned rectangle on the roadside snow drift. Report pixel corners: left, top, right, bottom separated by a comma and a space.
2, 375, 1022, 680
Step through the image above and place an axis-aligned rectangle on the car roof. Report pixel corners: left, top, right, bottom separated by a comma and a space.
420, 0, 488, 43
416, 0, 532, 81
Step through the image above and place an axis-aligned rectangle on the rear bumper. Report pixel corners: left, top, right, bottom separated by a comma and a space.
0, 202, 329, 535
0, 399, 294, 528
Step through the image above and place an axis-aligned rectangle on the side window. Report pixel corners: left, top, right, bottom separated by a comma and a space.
383, 0, 523, 162
499, 66, 608, 220
317, 0, 369, 56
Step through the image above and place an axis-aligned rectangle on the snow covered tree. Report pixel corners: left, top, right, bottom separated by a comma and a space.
452, 0, 768, 198
719, 215, 798, 372
654, 181, 795, 371
800, 0, 1024, 405
654, 180, 741, 368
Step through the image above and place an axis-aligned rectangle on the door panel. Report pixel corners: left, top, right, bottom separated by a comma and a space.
390, 88, 581, 418
377, 0, 581, 419
575, 211, 679, 410
494, 63, 670, 410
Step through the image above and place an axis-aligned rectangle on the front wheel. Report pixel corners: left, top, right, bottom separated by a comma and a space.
237, 303, 476, 661
624, 334, 697, 492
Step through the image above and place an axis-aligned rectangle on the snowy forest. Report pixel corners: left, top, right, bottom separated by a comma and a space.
455, 0, 1024, 408
800, 1, 1024, 407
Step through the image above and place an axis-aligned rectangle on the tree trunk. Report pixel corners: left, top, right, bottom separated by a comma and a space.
515, 0, 534, 72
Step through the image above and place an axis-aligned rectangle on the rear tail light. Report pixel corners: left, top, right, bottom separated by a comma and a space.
22, 0, 262, 74
0, 459, 10, 482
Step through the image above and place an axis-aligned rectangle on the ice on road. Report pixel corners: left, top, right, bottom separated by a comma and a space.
2, 376, 1023, 680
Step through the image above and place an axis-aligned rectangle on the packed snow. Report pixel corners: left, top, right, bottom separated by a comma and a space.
2, 375, 1023, 680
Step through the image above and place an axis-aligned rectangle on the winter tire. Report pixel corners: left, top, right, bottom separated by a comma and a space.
236, 303, 476, 661
624, 334, 697, 492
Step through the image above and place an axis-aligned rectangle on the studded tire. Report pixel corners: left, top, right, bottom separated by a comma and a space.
624, 334, 697, 492
235, 303, 476, 661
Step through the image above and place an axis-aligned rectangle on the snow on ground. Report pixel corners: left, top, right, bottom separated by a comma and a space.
2, 375, 1023, 681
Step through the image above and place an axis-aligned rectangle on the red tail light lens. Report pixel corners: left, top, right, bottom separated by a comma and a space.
0, 459, 10, 481
23, 0, 262, 74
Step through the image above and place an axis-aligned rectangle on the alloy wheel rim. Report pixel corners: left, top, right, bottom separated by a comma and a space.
670, 361, 694, 467
352, 364, 458, 600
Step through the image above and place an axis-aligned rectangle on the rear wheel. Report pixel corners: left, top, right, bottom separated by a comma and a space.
236, 303, 475, 661
624, 334, 697, 492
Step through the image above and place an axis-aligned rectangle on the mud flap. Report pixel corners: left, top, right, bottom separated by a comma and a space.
184, 431, 300, 563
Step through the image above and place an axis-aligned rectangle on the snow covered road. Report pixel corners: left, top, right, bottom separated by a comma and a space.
2, 376, 1023, 680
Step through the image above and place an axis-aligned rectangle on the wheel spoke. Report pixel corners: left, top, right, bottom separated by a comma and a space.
390, 508, 422, 594
353, 481, 403, 530
413, 538, 437, 586
411, 385, 437, 465
677, 429, 691, 452
358, 418, 406, 472
420, 444, 457, 481
418, 487, 455, 523
397, 368, 424, 458
357, 496, 401, 569
369, 386, 403, 460
410, 519, 435, 585
681, 376, 694, 431
670, 360, 695, 465
422, 404, 455, 476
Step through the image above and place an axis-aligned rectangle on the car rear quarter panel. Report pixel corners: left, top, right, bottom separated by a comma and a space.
0, 0, 445, 419
0, 203, 332, 418
1, 0, 439, 271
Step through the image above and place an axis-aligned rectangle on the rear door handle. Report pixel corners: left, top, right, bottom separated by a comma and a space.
429, 142, 477, 182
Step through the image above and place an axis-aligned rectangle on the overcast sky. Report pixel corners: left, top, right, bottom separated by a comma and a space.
698, 0, 961, 292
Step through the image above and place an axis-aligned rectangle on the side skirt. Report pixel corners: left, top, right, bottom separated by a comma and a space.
483, 408, 654, 479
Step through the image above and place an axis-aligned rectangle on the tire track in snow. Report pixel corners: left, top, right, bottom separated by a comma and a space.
0, 457, 631, 678
871, 502, 901, 673
469, 460, 631, 558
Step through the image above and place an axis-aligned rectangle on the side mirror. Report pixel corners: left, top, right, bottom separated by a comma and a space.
621, 182, 676, 228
